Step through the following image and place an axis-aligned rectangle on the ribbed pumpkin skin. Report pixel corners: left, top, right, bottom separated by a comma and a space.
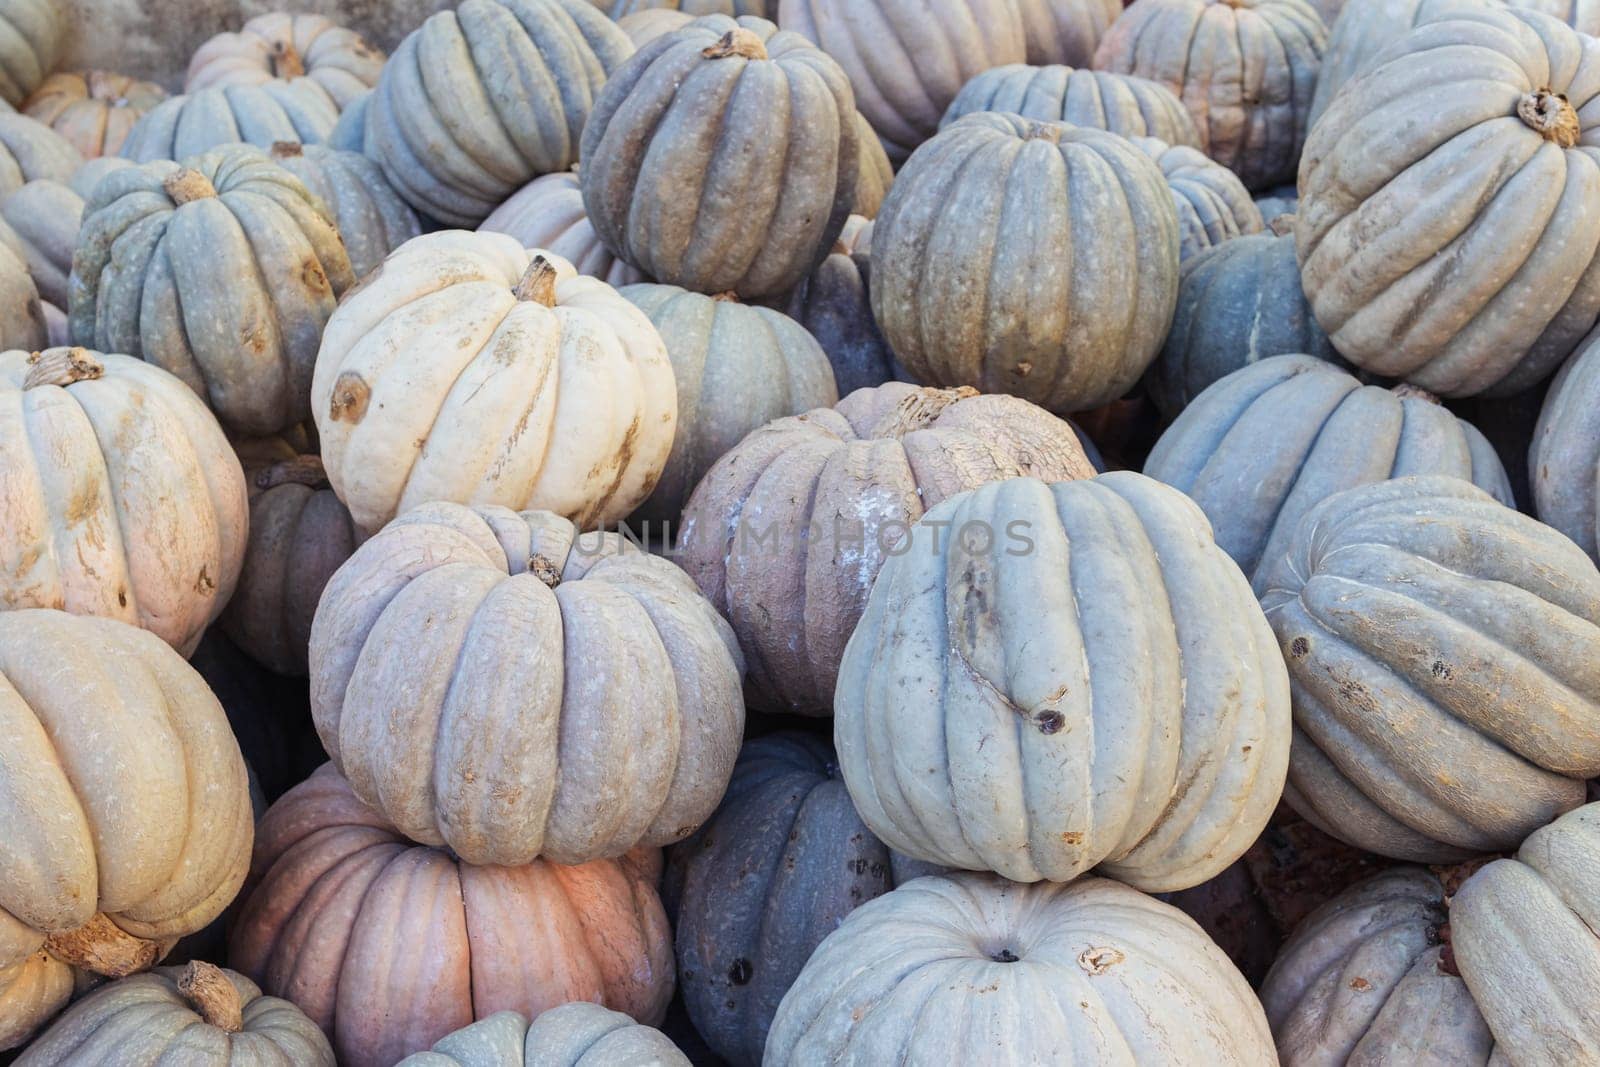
311, 233, 676, 534
1453, 803, 1600, 1063
265, 142, 419, 280
325, 87, 368, 151
66, 156, 130, 201
1093, 0, 1327, 190
1512, 0, 1600, 33
185, 12, 387, 111
621, 285, 838, 523
397, 1006, 690, 1067
836, 474, 1290, 889
21, 72, 165, 159
479, 170, 644, 288
767, 874, 1276, 1064
1145, 356, 1514, 582
1147, 234, 1340, 419
0, 610, 254, 1051
1260, 868, 1495, 1064
368, 0, 633, 227
1134, 135, 1264, 262
940, 63, 1200, 148
852, 112, 893, 217
0, 179, 79, 308
1308, 0, 1480, 128
676, 383, 1095, 716
778, 0, 1027, 163
1017, 0, 1122, 66
229, 765, 676, 1067
871, 112, 1180, 413
0, 241, 43, 350
118, 84, 339, 163
14, 965, 336, 1066
668, 734, 928, 1066
609, 0, 770, 14
1533, 331, 1600, 559
778, 217, 903, 396
581, 16, 859, 300
309, 501, 744, 866
1297, 8, 1600, 397
0, 0, 59, 107
1258, 476, 1600, 862
0, 114, 81, 196
0, 348, 248, 655
617, 8, 696, 46
70, 145, 355, 438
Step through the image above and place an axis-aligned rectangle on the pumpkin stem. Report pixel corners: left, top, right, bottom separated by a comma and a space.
24, 347, 104, 389
1025, 122, 1063, 145
253, 455, 329, 492
1391, 382, 1440, 405
514, 256, 560, 307
710, 290, 741, 303
270, 140, 304, 159
875, 386, 980, 438
269, 39, 306, 80
702, 28, 768, 62
178, 961, 244, 1033
529, 554, 563, 588
164, 168, 217, 205
1518, 89, 1580, 148
41, 914, 159, 978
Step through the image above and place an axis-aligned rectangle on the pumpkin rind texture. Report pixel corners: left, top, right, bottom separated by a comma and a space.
836, 473, 1291, 889
117, 84, 339, 162
479, 170, 645, 288
0, 348, 248, 655
851, 112, 893, 218
1297, 6, 1600, 397
580, 16, 859, 299
395, 1005, 689, 1066
870, 111, 1181, 413
677, 382, 1095, 716
229, 764, 676, 1067
311, 233, 675, 534
1258, 476, 1600, 861
1093, 0, 1328, 190
777, 216, 903, 396
0, 178, 79, 309
0, 114, 81, 196
0, 0, 60, 107
185, 12, 387, 111
20, 71, 166, 159
1145, 355, 1514, 581
0, 240, 43, 351
266, 141, 421, 280
1308, 0, 1483, 128
367, 0, 634, 226
940, 63, 1201, 148
1016, 0, 1122, 66
766, 873, 1277, 1064
1531, 326, 1600, 560
1133, 135, 1265, 262
0, 610, 254, 1051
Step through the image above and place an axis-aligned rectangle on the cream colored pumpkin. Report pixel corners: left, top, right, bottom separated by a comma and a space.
0, 348, 247, 655
395, 1006, 689, 1066
185, 12, 386, 111
312, 233, 676, 534
20, 71, 165, 159
479, 170, 644, 288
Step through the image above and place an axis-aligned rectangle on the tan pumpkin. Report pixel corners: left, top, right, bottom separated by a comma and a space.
0, 0, 60, 108
14, 962, 335, 1065
0, 348, 247, 655
0, 238, 43, 351
229, 764, 676, 1067
941, 63, 1201, 148
1017, 0, 1122, 66
0, 179, 79, 308
185, 12, 387, 111
312, 234, 676, 534
479, 169, 645, 288
309, 501, 745, 865
20, 71, 165, 158
0, 610, 254, 1051
395, 1006, 689, 1066
677, 382, 1095, 715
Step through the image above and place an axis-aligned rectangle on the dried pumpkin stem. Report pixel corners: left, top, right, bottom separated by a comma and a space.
710, 290, 741, 303
1518, 89, 1580, 148
1391, 382, 1440, 405
514, 256, 560, 307
529, 554, 563, 588
178, 961, 244, 1033
254, 455, 329, 492
270, 140, 304, 159
877, 386, 980, 437
42, 914, 160, 978
24, 347, 104, 389
702, 28, 768, 61
1026, 122, 1063, 145
269, 40, 305, 80
164, 168, 218, 205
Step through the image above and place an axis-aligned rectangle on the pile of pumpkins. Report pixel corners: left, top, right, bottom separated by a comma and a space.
4, 0, 1600, 1062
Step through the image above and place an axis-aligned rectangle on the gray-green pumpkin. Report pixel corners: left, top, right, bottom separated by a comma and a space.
66, 156, 131, 201
0, 113, 81, 195
1133, 135, 1263, 262
394, 1005, 690, 1067
940, 63, 1200, 147
1258, 476, 1600, 862
776, 216, 905, 396
367, 0, 634, 226
1309, 0, 1484, 128
582, 16, 859, 299
870, 111, 1180, 413
621, 283, 838, 523
266, 141, 420, 278
118, 84, 339, 163
1532, 327, 1600, 560
0, 0, 60, 107
69, 144, 356, 437
0, 178, 79, 307
1144, 355, 1512, 581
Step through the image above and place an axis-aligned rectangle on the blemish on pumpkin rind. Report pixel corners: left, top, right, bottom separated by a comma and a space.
1077, 946, 1124, 975
329, 372, 371, 424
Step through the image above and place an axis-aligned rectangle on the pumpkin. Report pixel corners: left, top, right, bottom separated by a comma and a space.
309, 501, 744, 865
0, 179, 78, 307
0, 114, 80, 195
222, 441, 357, 678
667, 733, 933, 1065
265, 141, 420, 279
366, 0, 633, 227
1297, 7, 1600, 397
1308, 0, 1479, 128
185, 12, 387, 111
940, 63, 1201, 148
1145, 355, 1513, 581
1515, 0, 1600, 30
311, 234, 675, 534
70, 144, 355, 438
0, 610, 254, 1051
325, 87, 368, 151
1146, 233, 1339, 419
395, 1006, 689, 1066
607, 0, 770, 13
1450, 382, 1547, 513
0, 0, 59, 107
229, 764, 675, 1067
479, 169, 645, 288
0, 348, 248, 654
677, 382, 1095, 716
0, 239, 43, 349
776, 216, 903, 396
1134, 135, 1264, 262
14, 962, 334, 1065
581, 17, 858, 300
870, 111, 1180, 413
1093, 0, 1327, 190
1017, 0, 1122, 66
836, 473, 1289, 888
1258, 475, 1600, 861
1533, 330, 1600, 558
65, 156, 129, 201
777, 0, 1027, 164
852, 112, 893, 218
117, 85, 339, 163
620, 284, 838, 523
767, 873, 1276, 1063
617, 8, 696, 45
20, 72, 165, 159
